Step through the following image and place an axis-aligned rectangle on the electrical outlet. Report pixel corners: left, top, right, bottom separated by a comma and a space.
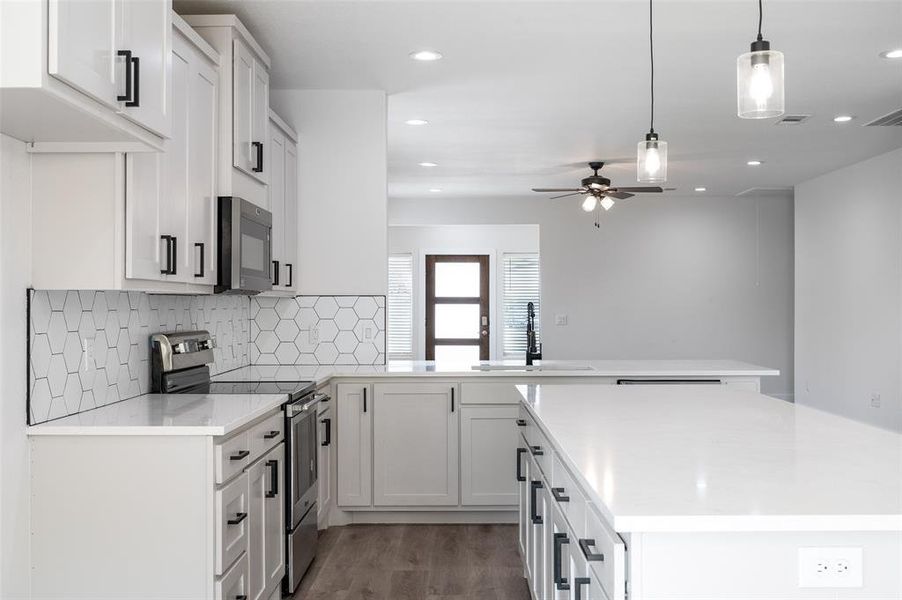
81, 338, 95, 371
308, 327, 319, 344
364, 326, 373, 341
554, 314, 568, 326
798, 547, 863, 588
870, 393, 881, 408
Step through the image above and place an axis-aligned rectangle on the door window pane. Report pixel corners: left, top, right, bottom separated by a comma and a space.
435, 262, 480, 297
435, 304, 480, 339
434, 345, 480, 365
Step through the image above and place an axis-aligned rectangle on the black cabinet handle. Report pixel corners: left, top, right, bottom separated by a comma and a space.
285, 263, 293, 287
553, 532, 570, 591
579, 538, 605, 562
229, 450, 250, 461
160, 235, 172, 274
516, 448, 527, 482
529, 480, 544, 525
266, 459, 278, 498
363, 387, 367, 412
235, 596, 248, 600
263, 430, 279, 439
516, 418, 527, 427
252, 141, 263, 172
272, 260, 280, 286
227, 512, 248, 525
126, 55, 140, 107
321, 417, 331, 446
530, 445, 543, 456
117, 50, 133, 102
450, 387, 455, 412
170, 236, 177, 275
574, 577, 590, 600
551, 487, 570, 502
194, 242, 205, 278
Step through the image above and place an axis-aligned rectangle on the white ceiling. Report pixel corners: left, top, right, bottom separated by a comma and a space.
176, 0, 902, 198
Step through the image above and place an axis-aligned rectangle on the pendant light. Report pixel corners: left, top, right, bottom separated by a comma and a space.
737, 0, 784, 118
637, 0, 667, 183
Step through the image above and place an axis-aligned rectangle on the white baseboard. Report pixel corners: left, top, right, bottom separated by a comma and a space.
327, 510, 517, 526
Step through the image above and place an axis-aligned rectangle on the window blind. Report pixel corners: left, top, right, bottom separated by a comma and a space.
387, 254, 414, 359
502, 253, 541, 357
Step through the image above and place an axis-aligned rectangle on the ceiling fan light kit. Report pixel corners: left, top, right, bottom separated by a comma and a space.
637, 0, 668, 183
737, 0, 785, 118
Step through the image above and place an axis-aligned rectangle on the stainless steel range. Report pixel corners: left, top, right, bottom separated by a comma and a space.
150, 330, 328, 595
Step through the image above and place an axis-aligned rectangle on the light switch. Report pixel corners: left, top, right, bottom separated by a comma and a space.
554, 314, 568, 326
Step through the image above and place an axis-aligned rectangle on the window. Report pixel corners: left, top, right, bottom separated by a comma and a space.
502, 253, 541, 358
387, 254, 414, 359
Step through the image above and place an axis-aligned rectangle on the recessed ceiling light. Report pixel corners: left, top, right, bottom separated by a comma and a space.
879, 49, 902, 59
418, 162, 438, 167
833, 115, 854, 123
429, 188, 442, 193
694, 187, 707, 192
747, 160, 763, 166
405, 119, 428, 126
410, 50, 442, 62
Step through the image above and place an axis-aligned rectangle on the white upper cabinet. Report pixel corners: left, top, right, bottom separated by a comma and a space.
265, 111, 299, 295
1, 0, 170, 147
182, 15, 272, 208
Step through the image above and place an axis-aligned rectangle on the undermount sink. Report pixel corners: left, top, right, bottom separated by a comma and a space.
471, 364, 595, 372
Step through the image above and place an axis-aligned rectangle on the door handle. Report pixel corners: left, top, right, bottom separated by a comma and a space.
252, 141, 263, 172
126, 55, 140, 107
363, 387, 367, 412
321, 417, 331, 446
450, 387, 455, 412
194, 243, 205, 278
529, 480, 544, 525
266, 459, 278, 498
285, 263, 293, 287
160, 235, 172, 275
169, 236, 177, 275
516, 448, 527, 482
579, 538, 605, 562
272, 260, 280, 286
553, 532, 570, 590
116, 50, 132, 102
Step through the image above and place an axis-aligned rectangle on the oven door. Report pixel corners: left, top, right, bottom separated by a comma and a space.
288, 405, 318, 528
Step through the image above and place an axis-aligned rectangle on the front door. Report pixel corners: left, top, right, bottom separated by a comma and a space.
425, 255, 490, 362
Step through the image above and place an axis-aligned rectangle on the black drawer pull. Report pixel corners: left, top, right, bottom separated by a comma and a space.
229, 450, 250, 461
285, 263, 293, 287
551, 487, 570, 502
235, 596, 247, 600
529, 480, 544, 525
127, 55, 140, 107
579, 538, 605, 562
227, 512, 247, 525
574, 577, 590, 600
363, 387, 367, 412
516, 418, 527, 427
194, 242, 205, 278
516, 447, 527, 482
530, 445, 543, 456
160, 235, 173, 275
321, 417, 331, 446
263, 430, 280, 439
553, 532, 570, 591
252, 141, 263, 172
450, 387, 455, 412
266, 459, 278, 498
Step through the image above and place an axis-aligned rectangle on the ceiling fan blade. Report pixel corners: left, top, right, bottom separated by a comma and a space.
611, 186, 663, 193
532, 188, 582, 192
603, 191, 634, 200
550, 192, 583, 200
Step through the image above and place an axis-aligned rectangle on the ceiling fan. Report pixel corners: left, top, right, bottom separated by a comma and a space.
532, 161, 664, 205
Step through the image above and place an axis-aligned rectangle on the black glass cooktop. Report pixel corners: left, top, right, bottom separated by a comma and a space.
207, 380, 316, 402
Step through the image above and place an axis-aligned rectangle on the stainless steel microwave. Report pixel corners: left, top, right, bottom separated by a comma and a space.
216, 196, 273, 294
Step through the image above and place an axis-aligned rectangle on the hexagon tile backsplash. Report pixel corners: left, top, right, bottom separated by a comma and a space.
28, 290, 249, 424
250, 296, 385, 366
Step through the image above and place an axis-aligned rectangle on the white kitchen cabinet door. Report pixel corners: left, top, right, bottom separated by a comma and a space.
461, 405, 519, 506
373, 383, 459, 507
518, 437, 528, 557
232, 38, 255, 176
317, 405, 333, 525
246, 443, 285, 600
283, 138, 298, 291
526, 453, 546, 596
159, 38, 189, 282
116, 0, 170, 137
549, 504, 573, 600
267, 125, 285, 285
336, 384, 372, 507
125, 153, 163, 281
251, 58, 270, 184
186, 46, 218, 284
47, 0, 118, 107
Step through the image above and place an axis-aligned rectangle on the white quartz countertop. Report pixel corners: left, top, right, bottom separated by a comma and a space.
518, 384, 902, 533
26, 393, 286, 437
216, 359, 778, 387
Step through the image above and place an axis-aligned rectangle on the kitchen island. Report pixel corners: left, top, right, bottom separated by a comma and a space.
516, 383, 902, 599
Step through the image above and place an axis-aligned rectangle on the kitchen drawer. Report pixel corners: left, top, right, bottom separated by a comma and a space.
247, 411, 283, 460
215, 431, 251, 484
581, 503, 627, 600
551, 452, 587, 536
461, 382, 524, 405
216, 471, 250, 576
215, 550, 249, 600
523, 416, 551, 477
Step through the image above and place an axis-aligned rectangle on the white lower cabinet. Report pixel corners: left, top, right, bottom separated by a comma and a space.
336, 383, 372, 507
216, 471, 250, 575
460, 404, 519, 506
216, 552, 249, 600
247, 444, 285, 600
373, 383, 459, 506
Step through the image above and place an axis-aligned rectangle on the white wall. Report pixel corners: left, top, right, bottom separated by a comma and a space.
388, 224, 539, 359
0, 133, 32, 598
390, 193, 794, 398
795, 147, 902, 432
270, 90, 387, 296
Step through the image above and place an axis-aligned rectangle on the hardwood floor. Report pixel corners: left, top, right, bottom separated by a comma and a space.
293, 524, 530, 600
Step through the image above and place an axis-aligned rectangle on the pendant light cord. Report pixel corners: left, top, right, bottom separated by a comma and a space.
757, 0, 763, 41
649, 0, 655, 133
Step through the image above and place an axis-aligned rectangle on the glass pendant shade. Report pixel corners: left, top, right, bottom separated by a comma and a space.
581, 195, 598, 212
637, 133, 667, 183
737, 40, 784, 119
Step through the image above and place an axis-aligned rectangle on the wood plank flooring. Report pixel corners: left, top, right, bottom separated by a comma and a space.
293, 524, 530, 600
